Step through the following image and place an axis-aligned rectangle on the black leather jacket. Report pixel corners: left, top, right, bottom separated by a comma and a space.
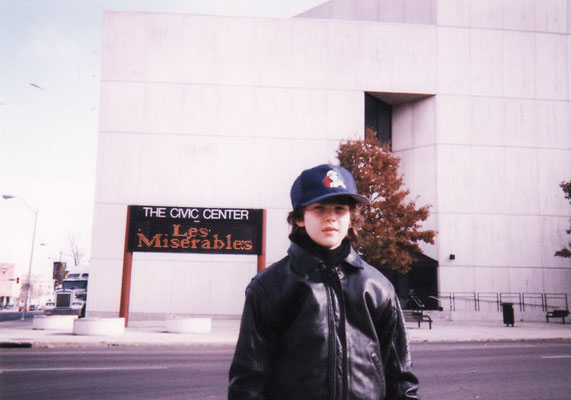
228, 242, 419, 399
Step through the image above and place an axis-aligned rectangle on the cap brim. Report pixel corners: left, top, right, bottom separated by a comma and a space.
300, 192, 370, 207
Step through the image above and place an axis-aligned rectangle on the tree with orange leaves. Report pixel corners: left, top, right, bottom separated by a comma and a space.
555, 180, 571, 258
336, 134, 436, 274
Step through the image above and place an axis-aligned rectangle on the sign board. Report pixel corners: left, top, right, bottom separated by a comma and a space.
127, 205, 264, 255
52, 262, 67, 281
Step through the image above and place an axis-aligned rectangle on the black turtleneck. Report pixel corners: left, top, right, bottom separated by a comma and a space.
291, 231, 351, 269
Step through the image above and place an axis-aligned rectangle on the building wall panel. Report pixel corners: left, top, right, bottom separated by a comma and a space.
90, 5, 571, 318
536, 33, 568, 100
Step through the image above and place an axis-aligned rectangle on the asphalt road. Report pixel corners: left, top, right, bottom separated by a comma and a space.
415, 341, 571, 400
1, 341, 570, 400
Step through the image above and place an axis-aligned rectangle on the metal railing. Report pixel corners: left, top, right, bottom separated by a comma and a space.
427, 295, 448, 311
477, 292, 500, 311
436, 292, 453, 311
499, 293, 522, 311
521, 293, 545, 312
453, 292, 478, 311
545, 293, 569, 311
436, 292, 568, 313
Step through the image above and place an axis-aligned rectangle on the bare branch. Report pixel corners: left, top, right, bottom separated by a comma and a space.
68, 233, 84, 267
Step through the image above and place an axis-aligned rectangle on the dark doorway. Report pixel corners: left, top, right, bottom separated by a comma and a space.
364, 93, 392, 145
380, 253, 439, 310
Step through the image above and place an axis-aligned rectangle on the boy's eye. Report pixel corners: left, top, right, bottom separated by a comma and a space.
306, 203, 349, 214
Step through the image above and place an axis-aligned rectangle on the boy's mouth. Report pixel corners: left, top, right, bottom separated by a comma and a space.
322, 226, 337, 232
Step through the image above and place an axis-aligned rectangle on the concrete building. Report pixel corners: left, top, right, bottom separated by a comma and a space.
89, 0, 571, 320
0, 263, 19, 308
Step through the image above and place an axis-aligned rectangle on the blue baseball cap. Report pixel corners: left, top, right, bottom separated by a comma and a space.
290, 164, 369, 209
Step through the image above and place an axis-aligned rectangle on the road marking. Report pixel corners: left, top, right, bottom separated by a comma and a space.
1, 365, 169, 372
0, 351, 132, 355
541, 355, 571, 359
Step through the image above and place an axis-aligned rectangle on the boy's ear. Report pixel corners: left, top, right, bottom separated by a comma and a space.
295, 218, 305, 228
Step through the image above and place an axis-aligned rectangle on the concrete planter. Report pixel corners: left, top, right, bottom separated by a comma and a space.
165, 317, 212, 334
73, 318, 125, 336
33, 315, 78, 332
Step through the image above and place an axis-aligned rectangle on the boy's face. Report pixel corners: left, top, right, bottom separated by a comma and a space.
296, 201, 351, 249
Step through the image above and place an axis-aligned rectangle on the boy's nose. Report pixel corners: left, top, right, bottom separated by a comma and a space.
323, 208, 335, 220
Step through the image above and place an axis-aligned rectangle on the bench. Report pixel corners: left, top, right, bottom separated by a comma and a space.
545, 309, 569, 324
404, 310, 433, 330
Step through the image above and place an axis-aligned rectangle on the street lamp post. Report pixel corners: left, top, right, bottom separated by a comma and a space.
2, 194, 38, 320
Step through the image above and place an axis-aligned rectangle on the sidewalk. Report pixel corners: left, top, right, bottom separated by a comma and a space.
1, 317, 571, 348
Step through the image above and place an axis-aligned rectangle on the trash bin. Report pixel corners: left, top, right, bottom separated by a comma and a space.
501, 302, 514, 327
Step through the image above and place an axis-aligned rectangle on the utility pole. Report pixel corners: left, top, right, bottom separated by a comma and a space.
2, 195, 38, 320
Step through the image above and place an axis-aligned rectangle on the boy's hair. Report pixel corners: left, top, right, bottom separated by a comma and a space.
287, 195, 364, 243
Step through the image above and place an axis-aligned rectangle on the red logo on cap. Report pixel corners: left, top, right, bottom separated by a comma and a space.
322, 170, 346, 189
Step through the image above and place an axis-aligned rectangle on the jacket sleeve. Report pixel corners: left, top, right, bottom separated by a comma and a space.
228, 281, 272, 400
379, 295, 420, 400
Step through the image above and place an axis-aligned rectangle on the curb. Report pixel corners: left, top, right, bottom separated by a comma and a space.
0, 342, 33, 348
1, 341, 239, 349
1, 337, 569, 349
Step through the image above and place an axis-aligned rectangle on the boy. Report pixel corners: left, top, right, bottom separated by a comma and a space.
229, 164, 419, 399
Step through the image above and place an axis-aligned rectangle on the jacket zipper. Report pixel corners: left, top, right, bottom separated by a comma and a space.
325, 265, 348, 400
333, 265, 348, 400
325, 278, 337, 399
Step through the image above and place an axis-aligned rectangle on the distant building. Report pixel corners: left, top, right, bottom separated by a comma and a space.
89, 0, 571, 320
0, 263, 19, 308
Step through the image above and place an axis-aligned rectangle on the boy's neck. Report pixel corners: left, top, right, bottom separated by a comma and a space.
291, 232, 350, 268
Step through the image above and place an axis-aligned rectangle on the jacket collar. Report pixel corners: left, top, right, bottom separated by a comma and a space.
288, 241, 364, 275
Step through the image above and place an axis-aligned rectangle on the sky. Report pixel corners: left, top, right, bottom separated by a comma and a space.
0, 0, 324, 280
